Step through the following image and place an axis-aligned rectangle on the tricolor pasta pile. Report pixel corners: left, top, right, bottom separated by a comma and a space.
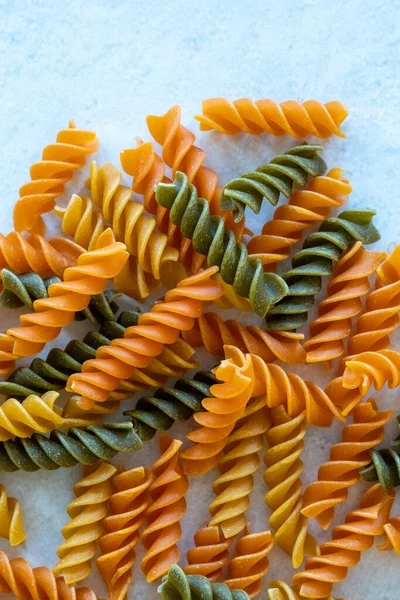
0, 97, 398, 600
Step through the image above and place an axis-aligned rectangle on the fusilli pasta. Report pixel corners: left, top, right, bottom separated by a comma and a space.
158, 564, 250, 600
0, 485, 26, 546
195, 97, 348, 138
360, 448, 400, 491
0, 391, 64, 441
184, 525, 232, 581
13, 120, 98, 236
378, 518, 400, 555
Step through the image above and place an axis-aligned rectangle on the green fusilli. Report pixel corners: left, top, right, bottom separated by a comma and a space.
158, 564, 250, 600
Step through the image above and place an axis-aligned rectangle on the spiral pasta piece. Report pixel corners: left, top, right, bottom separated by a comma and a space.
13, 120, 98, 236
292, 484, 394, 599
359, 448, 400, 491
247, 168, 351, 272
3, 230, 128, 364
266, 210, 381, 331
224, 526, 274, 599
0, 422, 142, 472
97, 466, 152, 600
182, 311, 305, 364
263, 406, 317, 568
221, 144, 326, 223
0, 232, 83, 278
195, 97, 348, 138
181, 347, 255, 476
267, 581, 344, 600
209, 395, 271, 538
147, 105, 244, 238
348, 244, 400, 356
184, 525, 232, 582
66, 267, 223, 409
0, 391, 65, 441
0, 485, 26, 546
301, 399, 391, 529
378, 517, 400, 555
53, 462, 116, 584
0, 551, 104, 600
158, 564, 250, 600
156, 172, 288, 317
141, 435, 188, 583
304, 243, 385, 365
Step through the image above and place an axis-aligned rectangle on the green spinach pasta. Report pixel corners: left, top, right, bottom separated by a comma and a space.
158, 564, 250, 600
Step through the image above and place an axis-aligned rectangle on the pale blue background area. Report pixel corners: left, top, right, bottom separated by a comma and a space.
0, 1, 399, 599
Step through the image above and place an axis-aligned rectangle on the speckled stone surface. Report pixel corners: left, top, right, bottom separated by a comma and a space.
0, 1, 400, 599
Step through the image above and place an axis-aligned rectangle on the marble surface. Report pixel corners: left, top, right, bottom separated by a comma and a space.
0, 1, 400, 599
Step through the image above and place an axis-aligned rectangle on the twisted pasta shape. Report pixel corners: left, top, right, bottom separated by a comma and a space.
55, 192, 162, 301
292, 484, 394, 599
247, 168, 351, 272
264, 406, 317, 568
4, 230, 128, 363
0, 390, 65, 441
304, 243, 385, 365
181, 347, 255, 476
378, 517, 400, 555
147, 105, 244, 238
0, 422, 142, 472
182, 311, 305, 364
0, 485, 26, 546
54, 462, 116, 584
0, 551, 104, 600
155, 172, 288, 317
301, 399, 391, 529
209, 395, 271, 538
66, 267, 223, 409
195, 97, 348, 138
97, 466, 152, 600
141, 435, 188, 582
267, 580, 344, 600
221, 144, 326, 223
224, 526, 274, 599
0, 270, 121, 324
158, 564, 250, 600
184, 525, 232, 582
266, 210, 381, 331
359, 448, 400, 490
13, 120, 98, 236
348, 244, 400, 356
0, 232, 83, 278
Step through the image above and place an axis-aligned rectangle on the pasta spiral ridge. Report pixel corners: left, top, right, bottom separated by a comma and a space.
184, 525, 232, 581
0, 485, 26, 546
155, 172, 288, 317
292, 484, 394, 599
13, 119, 99, 236
195, 97, 348, 138
0, 270, 121, 324
304, 243, 385, 365
263, 406, 317, 568
141, 435, 188, 583
359, 448, 400, 491
0, 551, 105, 600
247, 167, 351, 272
209, 395, 271, 538
0, 232, 83, 279
182, 311, 306, 364
181, 347, 255, 476
347, 244, 400, 356
66, 267, 224, 409
267, 580, 343, 600
97, 466, 153, 600
378, 517, 400, 555
53, 462, 116, 584
266, 210, 381, 331
5, 230, 129, 361
147, 105, 244, 238
55, 192, 161, 301
301, 399, 391, 529
221, 144, 326, 223
224, 526, 274, 599
0, 390, 64, 441
0, 422, 143, 472
158, 564, 250, 600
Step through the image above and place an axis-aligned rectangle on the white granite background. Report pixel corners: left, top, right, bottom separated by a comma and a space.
0, 1, 400, 599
